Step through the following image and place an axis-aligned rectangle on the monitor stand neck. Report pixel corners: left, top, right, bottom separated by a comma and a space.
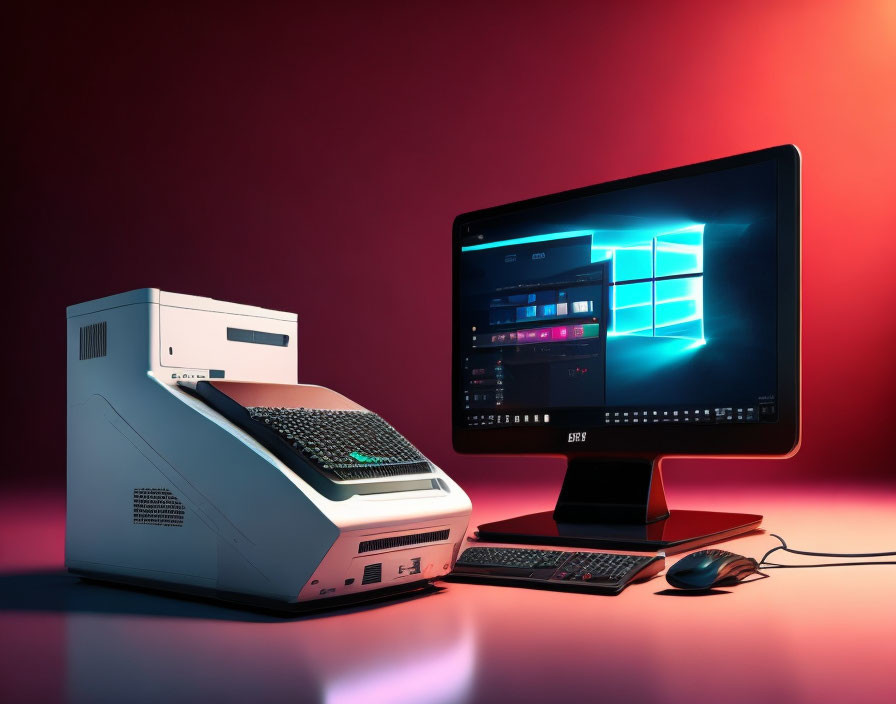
474, 456, 763, 554
554, 458, 669, 524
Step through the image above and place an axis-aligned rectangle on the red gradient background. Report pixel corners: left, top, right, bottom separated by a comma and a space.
4, 1, 896, 492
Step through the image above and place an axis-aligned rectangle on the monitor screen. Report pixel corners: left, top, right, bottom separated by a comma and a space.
455, 156, 784, 434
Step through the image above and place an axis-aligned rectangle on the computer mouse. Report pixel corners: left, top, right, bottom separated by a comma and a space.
665, 549, 759, 590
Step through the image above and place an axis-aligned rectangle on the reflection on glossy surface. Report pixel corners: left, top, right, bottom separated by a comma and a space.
62, 587, 475, 704
2, 484, 896, 704
323, 618, 474, 704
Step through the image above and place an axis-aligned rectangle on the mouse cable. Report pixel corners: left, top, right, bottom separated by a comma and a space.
760, 560, 896, 569
757, 534, 896, 570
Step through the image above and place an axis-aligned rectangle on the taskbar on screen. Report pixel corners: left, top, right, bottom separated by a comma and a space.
465, 400, 777, 428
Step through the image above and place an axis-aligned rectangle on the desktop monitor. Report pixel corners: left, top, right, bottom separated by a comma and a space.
452, 145, 800, 552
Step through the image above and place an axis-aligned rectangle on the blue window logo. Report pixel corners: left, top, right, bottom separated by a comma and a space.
604, 225, 704, 342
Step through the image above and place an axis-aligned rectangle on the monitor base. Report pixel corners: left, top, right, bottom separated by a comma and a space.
475, 508, 762, 554
475, 457, 762, 553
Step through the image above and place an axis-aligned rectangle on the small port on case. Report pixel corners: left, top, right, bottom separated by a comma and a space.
399, 557, 421, 575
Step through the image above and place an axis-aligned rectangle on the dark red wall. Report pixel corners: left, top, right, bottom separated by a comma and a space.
6, 1, 896, 490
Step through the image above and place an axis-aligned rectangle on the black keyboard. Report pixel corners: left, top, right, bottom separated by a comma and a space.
446, 546, 664, 595
245, 407, 432, 480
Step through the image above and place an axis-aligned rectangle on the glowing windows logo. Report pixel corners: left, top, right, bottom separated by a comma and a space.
598, 225, 705, 342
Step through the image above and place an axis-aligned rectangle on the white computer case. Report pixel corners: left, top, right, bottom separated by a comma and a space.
66, 289, 471, 610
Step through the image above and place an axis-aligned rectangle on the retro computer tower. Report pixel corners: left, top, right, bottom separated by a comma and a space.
66, 289, 471, 611
452, 145, 800, 553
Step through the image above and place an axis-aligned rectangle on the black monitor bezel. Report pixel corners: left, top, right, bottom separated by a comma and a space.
452, 144, 800, 459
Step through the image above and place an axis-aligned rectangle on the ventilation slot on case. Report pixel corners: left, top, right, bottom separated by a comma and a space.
361, 563, 382, 585
358, 529, 450, 554
133, 488, 185, 527
79, 321, 107, 360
